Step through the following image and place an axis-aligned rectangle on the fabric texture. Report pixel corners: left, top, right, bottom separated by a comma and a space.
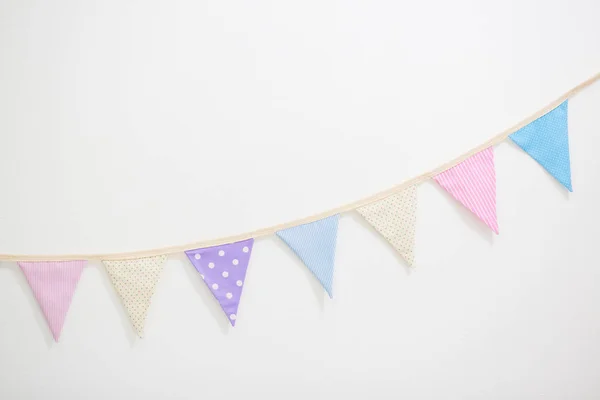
18, 261, 86, 341
434, 147, 498, 233
276, 215, 339, 298
103, 255, 167, 337
510, 100, 572, 191
357, 185, 417, 266
185, 239, 253, 326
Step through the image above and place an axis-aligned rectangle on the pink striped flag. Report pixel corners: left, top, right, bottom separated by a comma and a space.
433, 147, 498, 233
18, 261, 86, 341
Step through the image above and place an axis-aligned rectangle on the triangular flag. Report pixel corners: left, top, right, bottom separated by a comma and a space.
357, 185, 417, 265
103, 255, 167, 337
277, 215, 339, 298
433, 147, 498, 233
510, 100, 572, 191
18, 261, 86, 341
185, 239, 254, 327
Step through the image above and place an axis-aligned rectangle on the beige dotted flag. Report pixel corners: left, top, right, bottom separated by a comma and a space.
103, 255, 167, 337
356, 185, 417, 266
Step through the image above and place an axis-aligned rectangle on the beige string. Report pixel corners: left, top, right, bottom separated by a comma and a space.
2, 72, 599, 261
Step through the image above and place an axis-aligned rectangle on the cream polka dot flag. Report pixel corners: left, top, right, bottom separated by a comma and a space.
103, 255, 167, 337
357, 185, 417, 266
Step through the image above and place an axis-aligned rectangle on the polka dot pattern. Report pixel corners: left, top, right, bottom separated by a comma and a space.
185, 239, 254, 327
103, 255, 167, 337
357, 185, 417, 266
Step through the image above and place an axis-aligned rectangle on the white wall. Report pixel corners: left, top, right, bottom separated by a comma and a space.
1, 1, 600, 399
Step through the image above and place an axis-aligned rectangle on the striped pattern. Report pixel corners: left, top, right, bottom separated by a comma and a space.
277, 215, 339, 298
434, 147, 498, 233
18, 261, 86, 341
357, 185, 418, 266
510, 100, 572, 191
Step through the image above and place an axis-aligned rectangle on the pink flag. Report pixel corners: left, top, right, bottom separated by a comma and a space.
18, 261, 86, 341
433, 147, 498, 233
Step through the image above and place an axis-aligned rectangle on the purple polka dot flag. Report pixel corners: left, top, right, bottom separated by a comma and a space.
185, 238, 254, 326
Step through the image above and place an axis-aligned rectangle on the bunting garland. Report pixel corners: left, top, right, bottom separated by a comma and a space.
2, 72, 599, 340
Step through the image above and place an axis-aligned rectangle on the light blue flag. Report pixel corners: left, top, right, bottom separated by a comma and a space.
277, 215, 340, 298
509, 100, 572, 191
